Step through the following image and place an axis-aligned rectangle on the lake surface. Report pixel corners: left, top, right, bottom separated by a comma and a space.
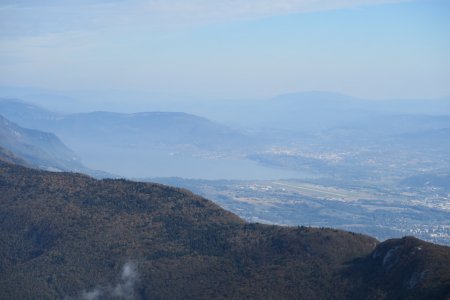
74, 145, 315, 180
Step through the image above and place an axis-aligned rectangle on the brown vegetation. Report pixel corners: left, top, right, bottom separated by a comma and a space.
0, 161, 449, 299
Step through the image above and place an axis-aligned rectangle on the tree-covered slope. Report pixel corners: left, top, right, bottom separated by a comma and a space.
0, 162, 449, 299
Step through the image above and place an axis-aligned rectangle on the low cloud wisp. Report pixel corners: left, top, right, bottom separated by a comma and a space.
77, 262, 140, 300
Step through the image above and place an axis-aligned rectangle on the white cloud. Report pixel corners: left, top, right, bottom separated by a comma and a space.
141, 0, 409, 20
74, 262, 139, 300
0, 0, 410, 39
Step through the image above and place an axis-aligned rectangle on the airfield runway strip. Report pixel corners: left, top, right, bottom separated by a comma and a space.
272, 182, 348, 198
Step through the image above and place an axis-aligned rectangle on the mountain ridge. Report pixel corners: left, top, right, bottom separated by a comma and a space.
0, 98, 252, 151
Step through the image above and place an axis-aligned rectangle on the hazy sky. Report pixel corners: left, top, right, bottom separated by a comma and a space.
0, 0, 449, 99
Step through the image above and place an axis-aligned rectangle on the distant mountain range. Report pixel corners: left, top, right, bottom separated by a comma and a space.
0, 98, 250, 151
1, 160, 449, 299
2, 96, 449, 149
0, 114, 111, 177
164, 91, 450, 132
255, 92, 450, 134
1, 96, 449, 179
1, 86, 449, 119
